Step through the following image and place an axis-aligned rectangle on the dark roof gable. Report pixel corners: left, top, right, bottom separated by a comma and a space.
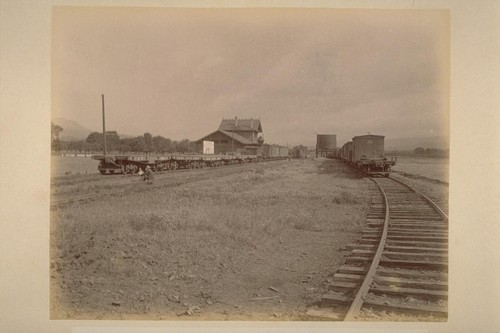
218, 118, 262, 133
352, 134, 385, 140
197, 130, 256, 145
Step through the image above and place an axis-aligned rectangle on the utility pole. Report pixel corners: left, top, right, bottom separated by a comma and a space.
102, 94, 107, 157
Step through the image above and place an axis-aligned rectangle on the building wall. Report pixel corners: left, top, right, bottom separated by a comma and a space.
316, 134, 336, 157
316, 134, 337, 150
215, 142, 247, 154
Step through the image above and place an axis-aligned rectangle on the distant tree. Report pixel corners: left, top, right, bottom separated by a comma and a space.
412, 146, 449, 158
86, 132, 102, 144
51, 122, 63, 152
414, 147, 425, 156
67, 140, 84, 152
118, 142, 131, 153
175, 139, 196, 153
291, 145, 308, 158
143, 132, 153, 153
85, 131, 122, 153
152, 135, 171, 153
105, 131, 120, 152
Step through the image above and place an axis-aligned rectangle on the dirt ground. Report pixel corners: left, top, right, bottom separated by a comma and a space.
50, 158, 373, 320
50, 157, 449, 321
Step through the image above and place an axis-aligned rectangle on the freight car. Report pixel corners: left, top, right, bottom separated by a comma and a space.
92, 144, 290, 175
338, 134, 396, 177
91, 153, 260, 175
260, 144, 290, 161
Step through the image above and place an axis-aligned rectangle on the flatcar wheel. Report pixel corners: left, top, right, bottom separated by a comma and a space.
131, 165, 139, 174
99, 170, 106, 175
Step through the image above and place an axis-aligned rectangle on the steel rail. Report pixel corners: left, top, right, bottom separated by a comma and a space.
389, 176, 448, 222
343, 175, 448, 320
343, 177, 389, 320
51, 159, 289, 207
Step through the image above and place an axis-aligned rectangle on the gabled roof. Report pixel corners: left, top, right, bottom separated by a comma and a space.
218, 118, 262, 133
352, 134, 385, 140
219, 130, 255, 145
197, 130, 257, 145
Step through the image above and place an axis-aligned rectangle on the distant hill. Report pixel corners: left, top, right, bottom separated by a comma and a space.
52, 117, 134, 141
385, 136, 449, 151
52, 117, 93, 141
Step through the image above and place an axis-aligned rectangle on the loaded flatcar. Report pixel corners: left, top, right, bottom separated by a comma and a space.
92, 153, 258, 175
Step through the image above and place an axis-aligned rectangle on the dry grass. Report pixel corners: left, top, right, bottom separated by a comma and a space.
50, 158, 372, 319
54, 160, 369, 250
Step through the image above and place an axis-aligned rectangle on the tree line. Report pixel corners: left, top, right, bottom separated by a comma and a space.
385, 147, 449, 157
413, 147, 449, 157
51, 122, 197, 154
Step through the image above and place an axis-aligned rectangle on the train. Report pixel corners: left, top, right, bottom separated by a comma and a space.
92, 143, 290, 175
337, 134, 396, 177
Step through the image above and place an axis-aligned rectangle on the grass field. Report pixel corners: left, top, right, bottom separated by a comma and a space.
50, 158, 373, 320
51, 155, 98, 177
392, 156, 449, 183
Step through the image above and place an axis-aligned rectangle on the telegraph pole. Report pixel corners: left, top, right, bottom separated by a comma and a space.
102, 94, 107, 157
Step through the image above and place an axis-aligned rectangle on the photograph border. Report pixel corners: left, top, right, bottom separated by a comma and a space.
1, 0, 499, 332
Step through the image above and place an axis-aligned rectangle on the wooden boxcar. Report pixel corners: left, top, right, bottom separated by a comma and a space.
338, 135, 396, 177
351, 135, 395, 176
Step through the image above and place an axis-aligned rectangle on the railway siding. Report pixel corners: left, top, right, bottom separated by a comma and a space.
51, 159, 291, 208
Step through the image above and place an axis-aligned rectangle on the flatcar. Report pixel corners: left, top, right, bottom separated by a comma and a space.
91, 153, 260, 175
92, 143, 290, 175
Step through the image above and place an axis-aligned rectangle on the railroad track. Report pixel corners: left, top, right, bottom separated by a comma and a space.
321, 176, 448, 320
51, 160, 289, 208
51, 162, 225, 187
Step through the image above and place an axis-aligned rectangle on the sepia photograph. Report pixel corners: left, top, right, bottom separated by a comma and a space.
50, 6, 450, 321
1, 0, 498, 332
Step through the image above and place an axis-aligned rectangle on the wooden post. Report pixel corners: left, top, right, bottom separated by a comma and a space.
102, 94, 107, 157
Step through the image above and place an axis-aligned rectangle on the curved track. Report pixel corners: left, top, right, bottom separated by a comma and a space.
321, 176, 448, 320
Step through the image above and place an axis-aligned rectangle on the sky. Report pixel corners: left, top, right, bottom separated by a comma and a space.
52, 7, 449, 147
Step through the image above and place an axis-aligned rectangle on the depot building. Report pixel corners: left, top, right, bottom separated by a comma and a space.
196, 117, 264, 155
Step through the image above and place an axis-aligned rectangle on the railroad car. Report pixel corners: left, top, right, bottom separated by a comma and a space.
91, 153, 259, 175
92, 144, 289, 175
260, 144, 289, 160
338, 134, 396, 177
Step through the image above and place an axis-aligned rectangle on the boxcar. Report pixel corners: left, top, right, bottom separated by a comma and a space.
351, 135, 395, 176
352, 135, 385, 161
